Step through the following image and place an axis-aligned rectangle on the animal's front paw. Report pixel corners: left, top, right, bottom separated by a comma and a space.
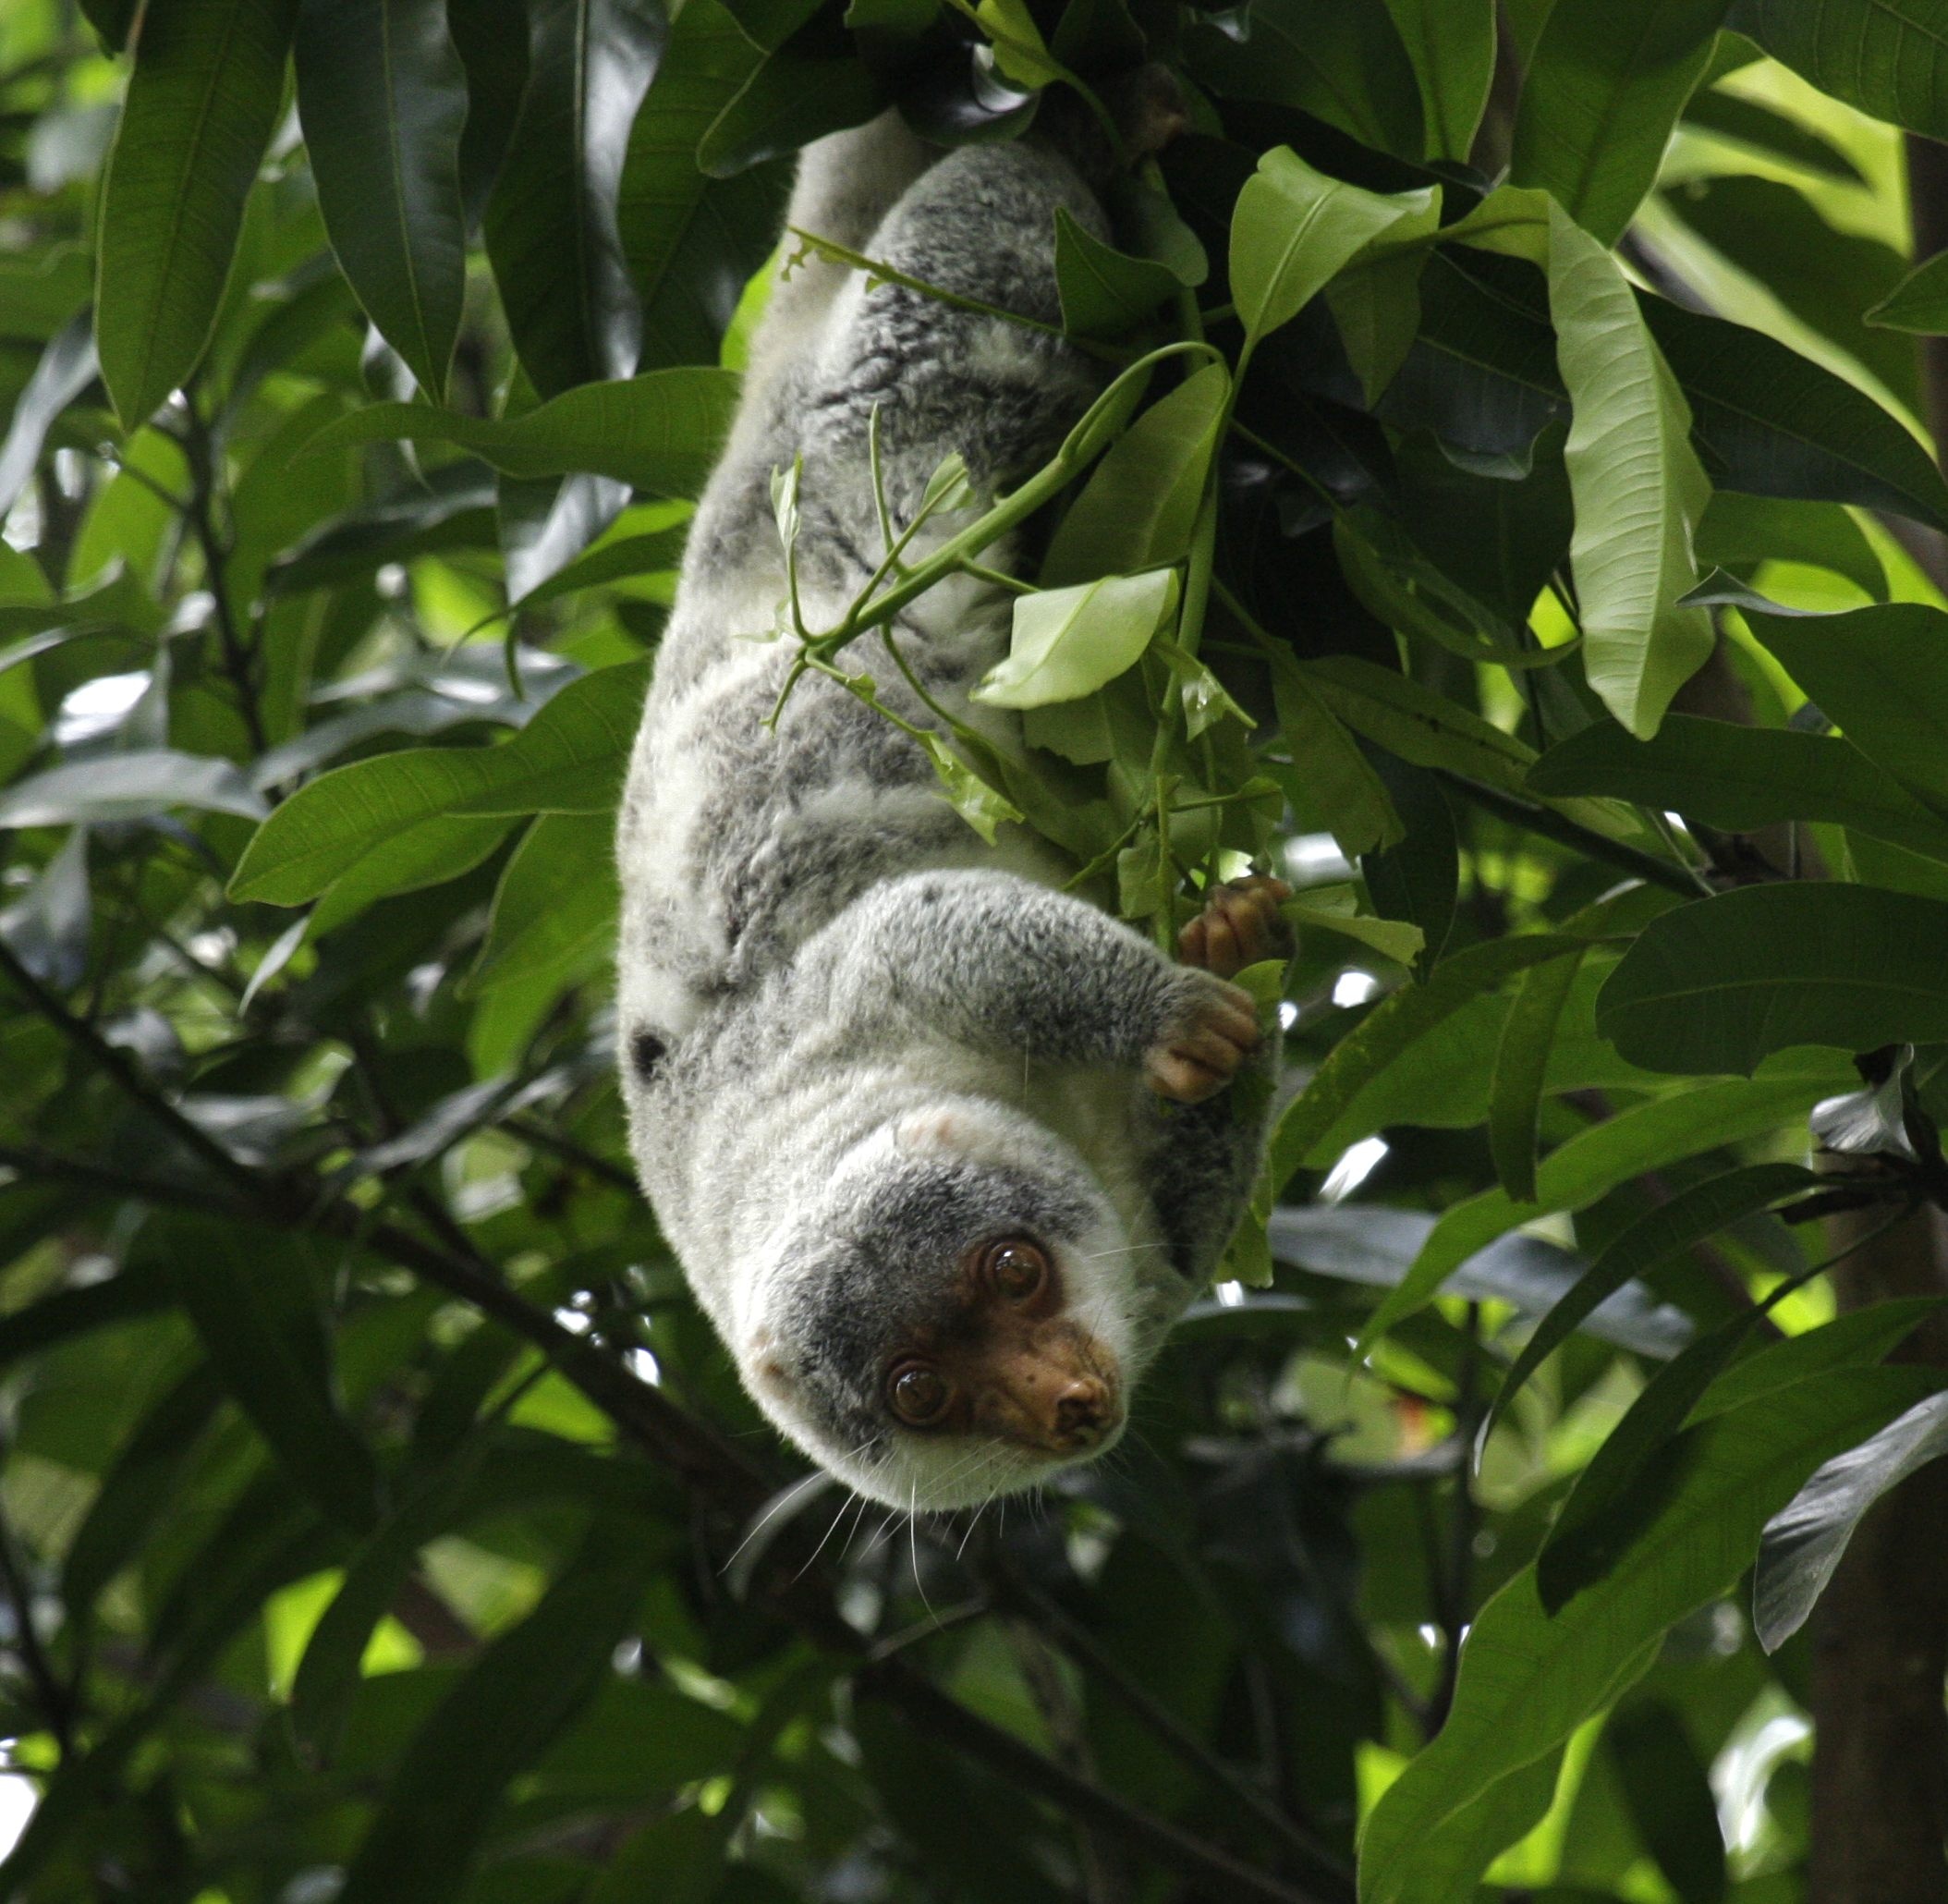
1145, 970, 1262, 1105
1176, 876, 1294, 981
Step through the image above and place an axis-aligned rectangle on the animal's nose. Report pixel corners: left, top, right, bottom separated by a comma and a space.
1053, 1377, 1112, 1445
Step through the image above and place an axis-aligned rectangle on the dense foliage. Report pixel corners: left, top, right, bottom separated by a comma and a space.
7, 0, 1948, 1898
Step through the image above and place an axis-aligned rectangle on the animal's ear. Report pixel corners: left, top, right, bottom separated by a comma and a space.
745, 1329, 794, 1398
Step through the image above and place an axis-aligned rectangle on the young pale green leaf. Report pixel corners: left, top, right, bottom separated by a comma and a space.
1357, 1366, 1944, 1904
971, 569, 1180, 709
1053, 208, 1184, 340
162, 1216, 382, 1534
94, 0, 296, 427
1042, 365, 1228, 586
1229, 148, 1439, 347
1381, 0, 1495, 158
483, 0, 664, 395
1528, 715, 1948, 861
230, 660, 649, 903
294, 0, 469, 401
1487, 946, 1586, 1202
1546, 203, 1714, 735
0, 751, 268, 828
1365, 1075, 1838, 1346
302, 368, 739, 495
1756, 1389, 1948, 1651
917, 732, 1024, 845
1487, 1162, 1816, 1437
1511, 0, 1726, 246
1745, 603, 1948, 818
1730, 0, 1948, 140
1597, 882, 1948, 1074
1266, 652, 1405, 862
1268, 934, 1589, 1197
471, 812, 619, 991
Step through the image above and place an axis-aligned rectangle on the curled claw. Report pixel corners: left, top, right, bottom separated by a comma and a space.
1145, 975, 1261, 1104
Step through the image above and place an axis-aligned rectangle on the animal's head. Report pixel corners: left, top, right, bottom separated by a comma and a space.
733, 1103, 1176, 1509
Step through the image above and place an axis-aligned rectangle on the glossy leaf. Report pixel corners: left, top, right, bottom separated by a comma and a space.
971, 569, 1180, 709
94, 0, 297, 427
230, 660, 650, 903
484, 0, 665, 394
1041, 365, 1228, 586
1730, 0, 1948, 139
1598, 882, 1948, 1073
1511, 0, 1725, 245
1381, 0, 1495, 158
302, 367, 740, 494
1528, 714, 1948, 860
1756, 1388, 1948, 1650
1053, 208, 1186, 340
1229, 147, 1439, 347
1265, 649, 1406, 861
294, 0, 469, 400
1486, 946, 1585, 1202
616, 0, 792, 369
0, 310, 97, 520
1358, 1366, 1943, 1903
1366, 1076, 1837, 1344
472, 812, 620, 989
0, 751, 268, 827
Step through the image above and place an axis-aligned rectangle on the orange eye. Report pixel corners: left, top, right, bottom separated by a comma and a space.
888, 1362, 950, 1425
984, 1238, 1048, 1302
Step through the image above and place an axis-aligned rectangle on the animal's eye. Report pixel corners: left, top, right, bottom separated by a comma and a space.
984, 1238, 1048, 1302
888, 1361, 951, 1426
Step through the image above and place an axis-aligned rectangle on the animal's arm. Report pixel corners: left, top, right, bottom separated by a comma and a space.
827, 870, 1259, 1092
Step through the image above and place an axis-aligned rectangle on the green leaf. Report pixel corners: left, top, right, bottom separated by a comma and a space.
1487, 1163, 1815, 1437
301, 368, 740, 495
1356, 1366, 1943, 1904
230, 660, 649, 903
1487, 946, 1586, 1202
0, 750, 269, 827
1684, 84, 1868, 181
1648, 298, 1948, 531
1597, 882, 1948, 1074
1382, 0, 1495, 158
1511, 0, 1725, 246
1229, 147, 1439, 348
1756, 1389, 1948, 1651
1042, 365, 1228, 587
1607, 1703, 1731, 1904
1545, 202, 1713, 735
971, 569, 1180, 709
94, 0, 297, 427
1189, 0, 1426, 159
336, 1515, 663, 1904
1528, 715, 1948, 861
1869, 249, 1948, 335
1729, 0, 1948, 140
696, 49, 882, 177
1268, 934, 1589, 1197
1538, 1300, 1939, 1610
918, 731, 1024, 845
1283, 885, 1426, 967
162, 1216, 381, 1532
471, 812, 619, 990
294, 0, 468, 400
1746, 603, 1948, 817
1053, 208, 1185, 341
1305, 653, 1539, 795
1265, 650, 1406, 862
617, 0, 791, 369
1695, 492, 1886, 601
483, 0, 664, 394
1366, 1076, 1834, 1345
0, 311, 98, 521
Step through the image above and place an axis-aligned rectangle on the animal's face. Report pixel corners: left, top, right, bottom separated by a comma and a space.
736, 1109, 1170, 1509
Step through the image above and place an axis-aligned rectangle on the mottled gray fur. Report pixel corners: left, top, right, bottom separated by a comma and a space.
616, 114, 1275, 1509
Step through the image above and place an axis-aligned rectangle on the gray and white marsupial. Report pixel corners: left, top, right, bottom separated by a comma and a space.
616, 99, 1289, 1511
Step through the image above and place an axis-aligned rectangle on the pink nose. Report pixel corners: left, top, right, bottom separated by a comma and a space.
1053, 1378, 1112, 1446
